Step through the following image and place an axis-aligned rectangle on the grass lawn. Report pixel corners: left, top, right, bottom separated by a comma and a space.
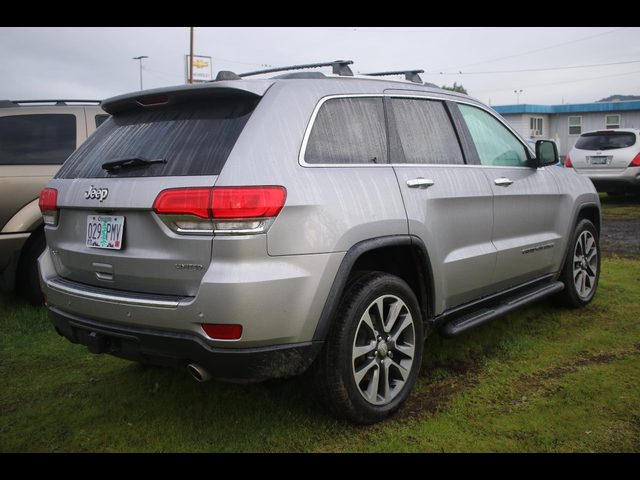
1, 197, 639, 452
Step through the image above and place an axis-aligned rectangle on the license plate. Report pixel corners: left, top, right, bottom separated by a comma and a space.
591, 157, 608, 165
86, 216, 125, 250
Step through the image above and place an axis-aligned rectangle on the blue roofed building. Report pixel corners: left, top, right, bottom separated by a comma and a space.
493, 100, 640, 157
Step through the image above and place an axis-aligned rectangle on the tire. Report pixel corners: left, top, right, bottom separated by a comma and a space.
552, 219, 601, 309
308, 272, 424, 425
16, 229, 46, 306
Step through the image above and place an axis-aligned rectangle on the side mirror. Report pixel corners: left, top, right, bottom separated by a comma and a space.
535, 140, 559, 168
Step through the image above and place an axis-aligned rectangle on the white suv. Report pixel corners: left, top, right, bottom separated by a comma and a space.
567, 129, 640, 195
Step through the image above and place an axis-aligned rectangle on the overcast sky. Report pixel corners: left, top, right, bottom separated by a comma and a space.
1, 27, 639, 106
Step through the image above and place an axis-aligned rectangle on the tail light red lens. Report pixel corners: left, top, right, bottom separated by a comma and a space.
202, 324, 243, 341
211, 187, 287, 220
630, 153, 640, 167
153, 186, 287, 235
153, 188, 213, 219
565, 155, 573, 169
39, 188, 59, 226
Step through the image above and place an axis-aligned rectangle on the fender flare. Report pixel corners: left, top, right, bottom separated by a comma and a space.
311, 235, 435, 343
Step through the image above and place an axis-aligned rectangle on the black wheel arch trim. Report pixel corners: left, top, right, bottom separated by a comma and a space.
312, 235, 436, 343
557, 201, 602, 278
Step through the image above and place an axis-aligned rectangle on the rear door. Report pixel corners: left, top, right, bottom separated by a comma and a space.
388, 95, 497, 312
46, 93, 261, 297
454, 103, 562, 291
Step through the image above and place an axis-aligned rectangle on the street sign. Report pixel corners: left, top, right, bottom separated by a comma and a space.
186, 55, 213, 83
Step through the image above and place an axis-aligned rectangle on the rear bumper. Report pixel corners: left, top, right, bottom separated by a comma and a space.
578, 167, 640, 192
48, 306, 323, 383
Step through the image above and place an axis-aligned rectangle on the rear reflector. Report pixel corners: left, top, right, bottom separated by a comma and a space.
39, 188, 59, 226
202, 324, 243, 341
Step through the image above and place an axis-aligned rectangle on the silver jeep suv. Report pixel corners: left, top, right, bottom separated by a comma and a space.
39, 61, 601, 424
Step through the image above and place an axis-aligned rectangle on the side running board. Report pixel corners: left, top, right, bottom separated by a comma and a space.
440, 282, 565, 339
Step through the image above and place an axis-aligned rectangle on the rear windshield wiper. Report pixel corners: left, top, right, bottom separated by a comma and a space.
102, 157, 168, 171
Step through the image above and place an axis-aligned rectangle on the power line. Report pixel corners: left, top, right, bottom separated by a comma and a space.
435, 59, 640, 76
301, 27, 518, 34
475, 69, 640, 95
429, 27, 631, 74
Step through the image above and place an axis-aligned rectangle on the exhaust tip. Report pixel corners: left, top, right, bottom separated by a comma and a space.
188, 364, 212, 383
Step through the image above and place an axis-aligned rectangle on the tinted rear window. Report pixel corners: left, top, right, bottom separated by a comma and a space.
391, 98, 464, 165
575, 132, 637, 151
56, 97, 259, 179
305, 97, 388, 165
0, 114, 76, 165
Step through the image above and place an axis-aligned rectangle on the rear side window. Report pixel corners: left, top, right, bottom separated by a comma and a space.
575, 132, 637, 151
0, 114, 76, 165
305, 97, 388, 165
458, 105, 529, 167
95, 115, 109, 128
56, 97, 259, 179
391, 98, 464, 165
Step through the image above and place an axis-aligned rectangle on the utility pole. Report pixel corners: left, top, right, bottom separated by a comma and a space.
189, 27, 195, 85
133, 56, 149, 90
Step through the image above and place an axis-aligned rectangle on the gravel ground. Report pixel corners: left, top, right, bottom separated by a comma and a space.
600, 195, 640, 259
601, 217, 640, 258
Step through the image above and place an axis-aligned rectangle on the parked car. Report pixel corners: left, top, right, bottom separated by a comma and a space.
566, 129, 640, 194
38, 61, 601, 424
0, 100, 106, 304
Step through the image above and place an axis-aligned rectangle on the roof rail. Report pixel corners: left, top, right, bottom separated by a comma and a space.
240, 60, 354, 78
363, 70, 425, 84
0, 100, 102, 108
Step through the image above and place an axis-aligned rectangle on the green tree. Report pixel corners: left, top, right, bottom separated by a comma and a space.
442, 83, 468, 95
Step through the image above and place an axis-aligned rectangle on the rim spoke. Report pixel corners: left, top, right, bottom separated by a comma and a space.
389, 357, 411, 382
395, 342, 415, 361
354, 358, 378, 386
353, 342, 377, 361
383, 300, 402, 334
381, 360, 393, 404
363, 364, 381, 403
360, 311, 377, 338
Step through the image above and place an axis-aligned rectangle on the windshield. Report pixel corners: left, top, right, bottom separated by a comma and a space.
56, 96, 259, 179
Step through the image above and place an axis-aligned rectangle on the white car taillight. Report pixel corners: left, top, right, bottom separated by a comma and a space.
153, 186, 287, 236
39, 188, 59, 226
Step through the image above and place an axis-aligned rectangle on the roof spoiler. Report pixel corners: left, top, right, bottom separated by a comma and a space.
102, 82, 274, 115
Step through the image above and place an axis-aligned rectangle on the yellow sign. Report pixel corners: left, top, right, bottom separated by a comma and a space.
186, 55, 213, 83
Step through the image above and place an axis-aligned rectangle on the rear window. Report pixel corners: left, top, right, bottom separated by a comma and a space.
575, 132, 637, 151
56, 97, 259, 179
304, 97, 388, 165
0, 114, 76, 165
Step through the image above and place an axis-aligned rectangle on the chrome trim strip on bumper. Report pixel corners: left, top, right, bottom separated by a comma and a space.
47, 278, 190, 309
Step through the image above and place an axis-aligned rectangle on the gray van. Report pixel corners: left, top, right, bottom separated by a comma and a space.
39, 62, 601, 424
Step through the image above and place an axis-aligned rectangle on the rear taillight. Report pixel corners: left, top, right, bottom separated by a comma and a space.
153, 186, 287, 235
565, 155, 573, 169
39, 188, 58, 226
630, 153, 640, 167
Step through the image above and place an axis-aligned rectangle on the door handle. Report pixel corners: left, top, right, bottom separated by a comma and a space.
407, 178, 435, 189
494, 178, 514, 187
